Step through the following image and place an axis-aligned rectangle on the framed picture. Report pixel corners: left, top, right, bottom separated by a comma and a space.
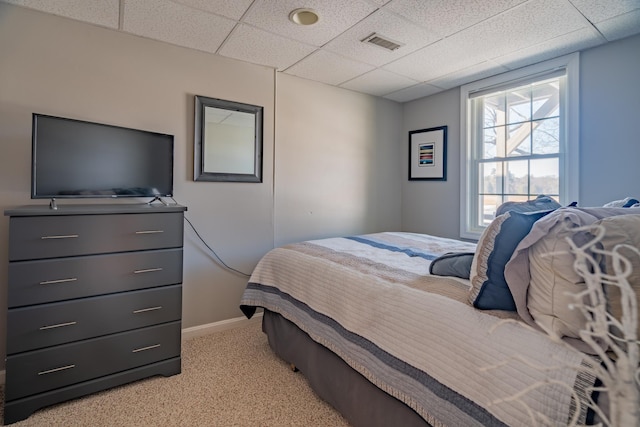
408, 125, 447, 181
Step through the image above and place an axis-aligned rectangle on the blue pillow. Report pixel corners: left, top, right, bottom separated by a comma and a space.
495, 195, 561, 217
469, 210, 554, 311
429, 252, 475, 279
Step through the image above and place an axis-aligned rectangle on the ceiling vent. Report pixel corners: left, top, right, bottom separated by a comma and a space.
361, 33, 404, 51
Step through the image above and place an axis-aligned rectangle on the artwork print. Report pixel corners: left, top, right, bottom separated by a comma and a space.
409, 126, 447, 181
419, 143, 435, 166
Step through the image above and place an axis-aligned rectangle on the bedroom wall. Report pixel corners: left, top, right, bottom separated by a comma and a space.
274, 74, 402, 247
401, 33, 640, 240
578, 33, 640, 206
0, 3, 402, 369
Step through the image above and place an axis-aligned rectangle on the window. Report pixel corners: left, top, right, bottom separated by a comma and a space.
460, 54, 579, 239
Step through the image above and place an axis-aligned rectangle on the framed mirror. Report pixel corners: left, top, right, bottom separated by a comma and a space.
194, 95, 263, 182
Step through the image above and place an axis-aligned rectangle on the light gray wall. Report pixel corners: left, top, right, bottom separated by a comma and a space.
401, 88, 462, 239
0, 3, 402, 367
402, 33, 640, 239
275, 74, 402, 247
579, 34, 640, 206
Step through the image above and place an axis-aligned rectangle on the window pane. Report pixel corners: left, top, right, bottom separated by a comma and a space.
532, 79, 560, 120
507, 122, 531, 157
480, 161, 502, 194
484, 93, 505, 127
504, 194, 530, 203
505, 160, 528, 195
532, 117, 559, 154
479, 194, 502, 226
530, 158, 559, 195
507, 87, 531, 124
482, 127, 496, 158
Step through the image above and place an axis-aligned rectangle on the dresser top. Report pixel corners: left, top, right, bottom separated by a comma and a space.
5, 203, 187, 217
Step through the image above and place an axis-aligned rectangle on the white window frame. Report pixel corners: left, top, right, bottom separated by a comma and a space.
459, 53, 580, 240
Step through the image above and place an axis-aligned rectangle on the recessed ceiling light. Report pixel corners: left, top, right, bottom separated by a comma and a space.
289, 8, 319, 26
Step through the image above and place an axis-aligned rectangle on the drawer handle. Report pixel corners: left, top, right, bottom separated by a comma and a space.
41, 234, 79, 240
133, 306, 163, 314
40, 277, 78, 285
132, 344, 161, 353
133, 268, 163, 274
38, 364, 76, 375
40, 321, 77, 330
135, 230, 164, 234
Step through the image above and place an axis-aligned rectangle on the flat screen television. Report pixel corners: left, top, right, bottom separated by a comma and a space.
32, 114, 174, 201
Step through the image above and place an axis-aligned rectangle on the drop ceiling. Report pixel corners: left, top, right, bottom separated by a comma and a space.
4, 0, 640, 102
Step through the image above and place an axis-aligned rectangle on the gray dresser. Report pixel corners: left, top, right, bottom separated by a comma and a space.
3, 203, 187, 424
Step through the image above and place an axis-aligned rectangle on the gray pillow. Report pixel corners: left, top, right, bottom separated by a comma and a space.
495, 195, 561, 217
429, 252, 475, 279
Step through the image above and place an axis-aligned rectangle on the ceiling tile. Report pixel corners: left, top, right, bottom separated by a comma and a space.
386, 0, 527, 37
323, 9, 440, 66
382, 37, 485, 82
595, 9, 640, 41
122, 0, 236, 54
340, 68, 418, 96
569, 0, 640, 22
3, 0, 119, 28
494, 27, 605, 70
242, 0, 377, 47
447, 0, 592, 61
428, 61, 509, 90
285, 50, 375, 85
219, 24, 316, 70
383, 83, 444, 103
172, 0, 254, 20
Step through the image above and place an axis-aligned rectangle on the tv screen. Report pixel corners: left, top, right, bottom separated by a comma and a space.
32, 114, 174, 199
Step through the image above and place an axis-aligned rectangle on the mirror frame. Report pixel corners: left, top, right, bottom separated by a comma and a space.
194, 95, 263, 183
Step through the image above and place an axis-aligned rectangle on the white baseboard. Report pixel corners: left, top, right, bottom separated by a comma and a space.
0, 314, 263, 386
181, 312, 263, 342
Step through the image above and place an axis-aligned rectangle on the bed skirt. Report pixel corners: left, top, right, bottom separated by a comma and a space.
262, 309, 430, 427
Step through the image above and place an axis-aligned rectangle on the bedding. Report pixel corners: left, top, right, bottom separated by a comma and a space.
240, 232, 598, 427
504, 207, 636, 352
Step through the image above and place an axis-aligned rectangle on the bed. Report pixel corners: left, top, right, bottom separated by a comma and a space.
239, 228, 608, 426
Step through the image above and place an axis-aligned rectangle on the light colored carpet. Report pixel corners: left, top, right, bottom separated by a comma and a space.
1, 321, 351, 426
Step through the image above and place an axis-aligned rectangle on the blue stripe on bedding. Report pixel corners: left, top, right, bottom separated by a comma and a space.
345, 236, 439, 260
243, 282, 507, 427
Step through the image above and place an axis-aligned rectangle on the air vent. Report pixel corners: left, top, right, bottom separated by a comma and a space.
361, 33, 404, 51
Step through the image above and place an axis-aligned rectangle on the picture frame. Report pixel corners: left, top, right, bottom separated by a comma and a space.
408, 125, 447, 181
194, 95, 263, 183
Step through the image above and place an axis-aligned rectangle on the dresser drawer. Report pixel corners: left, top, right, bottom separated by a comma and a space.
8, 248, 183, 307
5, 321, 181, 401
7, 285, 182, 354
8, 212, 183, 261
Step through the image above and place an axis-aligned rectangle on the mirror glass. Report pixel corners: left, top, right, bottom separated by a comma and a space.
194, 95, 263, 182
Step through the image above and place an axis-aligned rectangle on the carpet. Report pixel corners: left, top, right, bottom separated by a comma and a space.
1, 321, 350, 426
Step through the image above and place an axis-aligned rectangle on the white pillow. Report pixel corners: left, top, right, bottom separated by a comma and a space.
527, 221, 589, 340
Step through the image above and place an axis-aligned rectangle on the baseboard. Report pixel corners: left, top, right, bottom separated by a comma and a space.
181, 312, 263, 342
0, 314, 263, 386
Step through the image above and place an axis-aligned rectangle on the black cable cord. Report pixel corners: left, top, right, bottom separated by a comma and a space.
166, 198, 251, 278
183, 217, 252, 278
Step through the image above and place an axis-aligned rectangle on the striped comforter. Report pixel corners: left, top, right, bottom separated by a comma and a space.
240, 232, 596, 426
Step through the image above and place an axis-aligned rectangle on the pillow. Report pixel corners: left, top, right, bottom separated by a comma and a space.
603, 197, 639, 208
527, 221, 590, 342
593, 215, 640, 340
504, 207, 638, 352
495, 195, 561, 217
429, 252, 475, 279
469, 209, 553, 311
